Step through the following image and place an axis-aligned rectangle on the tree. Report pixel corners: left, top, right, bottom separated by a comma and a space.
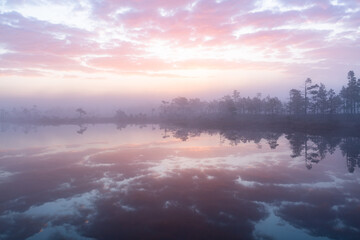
288, 89, 304, 114
304, 78, 319, 114
304, 78, 311, 114
76, 108, 86, 118
171, 97, 189, 117
232, 90, 241, 114
252, 93, 262, 114
327, 89, 342, 114
219, 95, 236, 116
341, 71, 359, 114
265, 96, 283, 114
316, 83, 328, 114
115, 109, 127, 120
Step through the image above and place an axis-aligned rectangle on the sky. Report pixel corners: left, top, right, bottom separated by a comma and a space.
0, 0, 360, 108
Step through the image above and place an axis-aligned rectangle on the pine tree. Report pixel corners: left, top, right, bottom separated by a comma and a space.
317, 83, 328, 114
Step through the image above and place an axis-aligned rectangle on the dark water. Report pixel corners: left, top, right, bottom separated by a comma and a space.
0, 124, 359, 240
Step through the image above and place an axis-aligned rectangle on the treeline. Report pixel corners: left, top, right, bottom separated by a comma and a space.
1, 70, 360, 128
159, 70, 360, 119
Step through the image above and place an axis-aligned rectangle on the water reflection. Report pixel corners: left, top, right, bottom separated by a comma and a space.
0, 124, 359, 240
163, 126, 360, 173
77, 124, 88, 135
341, 137, 360, 173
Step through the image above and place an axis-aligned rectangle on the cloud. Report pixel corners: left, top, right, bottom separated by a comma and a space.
0, 0, 359, 95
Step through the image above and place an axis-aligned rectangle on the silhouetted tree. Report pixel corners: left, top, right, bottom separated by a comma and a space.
288, 89, 304, 114
264, 96, 283, 114
316, 83, 328, 114
327, 89, 342, 114
341, 71, 359, 114
76, 108, 86, 118
219, 95, 236, 116
115, 109, 127, 120
304, 78, 319, 114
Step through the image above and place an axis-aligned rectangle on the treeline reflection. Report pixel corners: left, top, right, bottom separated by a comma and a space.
163, 127, 360, 173
2, 123, 360, 173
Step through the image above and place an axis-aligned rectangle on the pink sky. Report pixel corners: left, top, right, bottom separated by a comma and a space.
0, 0, 359, 101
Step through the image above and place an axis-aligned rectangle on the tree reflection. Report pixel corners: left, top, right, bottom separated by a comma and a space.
76, 124, 88, 135
286, 133, 343, 170
163, 126, 282, 150
264, 132, 282, 149
164, 126, 360, 172
340, 137, 360, 173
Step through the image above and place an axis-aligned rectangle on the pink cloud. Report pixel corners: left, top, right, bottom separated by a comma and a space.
0, 0, 359, 88
87, 56, 171, 71
306, 42, 360, 63
0, 53, 92, 72
0, 12, 97, 55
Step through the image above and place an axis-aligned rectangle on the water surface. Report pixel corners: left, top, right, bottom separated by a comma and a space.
0, 124, 359, 240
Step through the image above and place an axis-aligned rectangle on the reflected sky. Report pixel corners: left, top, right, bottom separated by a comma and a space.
0, 124, 359, 240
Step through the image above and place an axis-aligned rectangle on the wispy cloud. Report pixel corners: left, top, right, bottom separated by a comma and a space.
0, 0, 359, 97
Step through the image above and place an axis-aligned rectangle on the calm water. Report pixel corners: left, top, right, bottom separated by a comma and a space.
0, 124, 359, 240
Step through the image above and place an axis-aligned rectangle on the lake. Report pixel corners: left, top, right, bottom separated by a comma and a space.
0, 124, 359, 240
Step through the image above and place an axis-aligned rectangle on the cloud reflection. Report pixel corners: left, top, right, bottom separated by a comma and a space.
0, 127, 359, 239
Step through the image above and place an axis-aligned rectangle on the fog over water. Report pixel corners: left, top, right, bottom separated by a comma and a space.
0, 95, 160, 116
